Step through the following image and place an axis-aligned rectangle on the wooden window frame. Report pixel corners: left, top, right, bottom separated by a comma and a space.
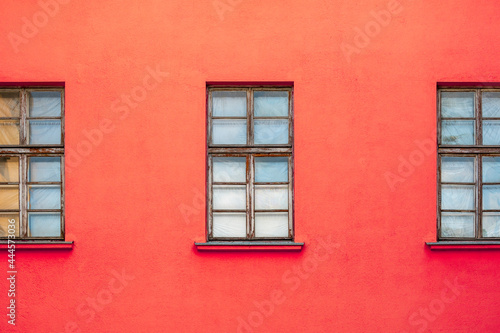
206, 85, 294, 241
437, 87, 500, 241
0, 87, 65, 240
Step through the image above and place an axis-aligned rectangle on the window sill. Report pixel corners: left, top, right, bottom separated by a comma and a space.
0, 241, 74, 250
195, 241, 304, 251
426, 241, 500, 250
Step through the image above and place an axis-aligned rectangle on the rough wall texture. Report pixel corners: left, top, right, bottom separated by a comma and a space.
0, 0, 499, 332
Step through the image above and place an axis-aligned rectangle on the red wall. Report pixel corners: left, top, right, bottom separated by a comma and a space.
1, 0, 500, 332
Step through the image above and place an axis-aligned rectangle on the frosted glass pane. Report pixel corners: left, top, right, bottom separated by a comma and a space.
255, 212, 289, 238
483, 157, 500, 183
0, 156, 19, 182
29, 213, 60, 237
213, 157, 246, 183
29, 91, 61, 117
441, 213, 475, 238
441, 157, 474, 183
254, 119, 288, 144
29, 157, 61, 182
0, 92, 20, 117
212, 91, 246, 117
213, 185, 246, 210
0, 213, 19, 237
483, 185, 500, 210
255, 185, 288, 210
482, 92, 500, 118
254, 91, 289, 117
29, 185, 61, 209
0, 186, 19, 210
482, 121, 500, 145
441, 185, 474, 210
212, 119, 246, 145
0, 120, 20, 145
441, 92, 474, 118
441, 120, 474, 145
255, 157, 288, 183
482, 213, 500, 237
213, 213, 246, 238
29, 120, 61, 144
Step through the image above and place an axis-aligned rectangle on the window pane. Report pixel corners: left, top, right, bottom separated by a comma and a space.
441, 92, 474, 118
441, 120, 474, 145
0, 120, 20, 145
213, 213, 246, 238
0, 213, 19, 237
482, 92, 500, 118
212, 91, 246, 117
255, 212, 289, 238
213, 157, 246, 183
482, 213, 500, 237
28, 185, 61, 209
254, 91, 289, 117
483, 157, 500, 183
483, 185, 500, 210
254, 119, 288, 144
441, 213, 475, 238
0, 156, 19, 182
29, 213, 60, 237
0, 92, 20, 117
0, 185, 19, 210
255, 185, 288, 210
441, 185, 474, 210
212, 119, 246, 145
482, 120, 500, 145
213, 185, 246, 210
29, 120, 61, 144
29, 157, 61, 182
441, 157, 474, 183
255, 157, 288, 183
29, 91, 61, 117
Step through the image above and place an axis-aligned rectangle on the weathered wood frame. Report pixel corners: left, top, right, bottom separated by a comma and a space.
207, 86, 294, 241
438, 88, 500, 240
0, 87, 64, 240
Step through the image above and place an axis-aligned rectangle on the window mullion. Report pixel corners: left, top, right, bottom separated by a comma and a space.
476, 89, 482, 239
476, 89, 482, 146
20, 89, 27, 145
437, 91, 441, 146
437, 154, 441, 239
288, 155, 293, 239
207, 155, 213, 240
477, 154, 482, 239
20, 155, 27, 238
207, 89, 213, 146
248, 89, 253, 146
60, 90, 65, 145
248, 154, 254, 239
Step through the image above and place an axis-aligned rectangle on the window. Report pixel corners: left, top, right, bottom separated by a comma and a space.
438, 87, 500, 240
207, 86, 293, 241
0, 87, 64, 239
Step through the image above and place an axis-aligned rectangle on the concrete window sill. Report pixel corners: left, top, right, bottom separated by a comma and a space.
195, 241, 304, 251
426, 241, 500, 250
0, 241, 74, 250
